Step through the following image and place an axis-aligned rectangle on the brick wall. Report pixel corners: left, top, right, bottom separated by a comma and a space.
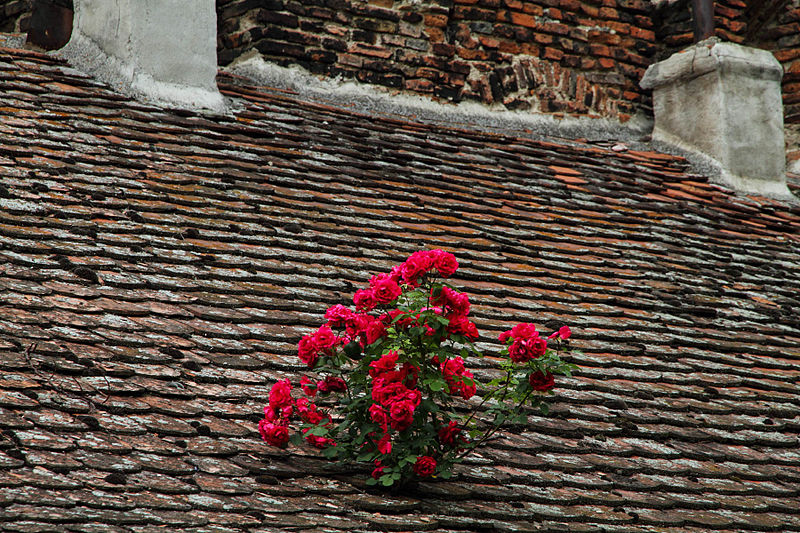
217, 0, 658, 121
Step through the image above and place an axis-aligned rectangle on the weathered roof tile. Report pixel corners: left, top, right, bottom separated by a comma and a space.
0, 43, 798, 531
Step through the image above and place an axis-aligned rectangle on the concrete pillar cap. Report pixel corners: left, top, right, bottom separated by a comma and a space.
641, 38, 783, 90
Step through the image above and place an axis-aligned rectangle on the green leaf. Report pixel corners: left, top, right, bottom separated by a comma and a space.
357, 451, 376, 462
540, 403, 550, 416
439, 470, 452, 479
308, 426, 328, 437
322, 446, 339, 459
428, 379, 445, 392
366, 477, 378, 486
381, 476, 395, 487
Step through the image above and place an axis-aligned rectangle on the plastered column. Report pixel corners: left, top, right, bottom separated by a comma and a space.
641, 39, 791, 199
59, 0, 224, 112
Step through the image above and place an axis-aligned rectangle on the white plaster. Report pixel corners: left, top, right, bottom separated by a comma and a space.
227, 54, 652, 143
57, 0, 225, 113
641, 39, 795, 201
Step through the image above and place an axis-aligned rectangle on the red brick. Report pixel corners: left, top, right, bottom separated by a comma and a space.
498, 41, 521, 54
432, 43, 456, 57
599, 7, 619, 19
349, 42, 394, 58
522, 4, 543, 15
628, 26, 652, 40
544, 47, 564, 61
479, 35, 501, 49
338, 53, 364, 67
405, 78, 435, 92
510, 11, 537, 28
424, 14, 448, 28
598, 57, 615, 69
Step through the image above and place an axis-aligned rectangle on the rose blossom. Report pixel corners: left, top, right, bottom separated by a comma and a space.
312, 325, 338, 351
259, 420, 289, 447
431, 249, 458, 278
296, 398, 325, 424
388, 399, 415, 431
268, 379, 292, 409
370, 273, 402, 304
317, 376, 347, 393
325, 304, 353, 327
377, 432, 392, 454
298, 335, 318, 368
400, 251, 434, 287
353, 288, 377, 312
413, 455, 436, 477
547, 325, 572, 340
364, 320, 386, 345
529, 370, 555, 392
369, 403, 389, 427
438, 420, 463, 447
299, 376, 316, 397
447, 315, 478, 339
441, 357, 476, 400
369, 350, 399, 378
304, 432, 335, 449
371, 460, 385, 480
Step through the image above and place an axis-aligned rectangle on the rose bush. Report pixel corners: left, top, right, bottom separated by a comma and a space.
259, 249, 577, 486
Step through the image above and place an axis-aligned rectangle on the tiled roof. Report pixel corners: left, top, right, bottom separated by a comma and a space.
1, 43, 800, 532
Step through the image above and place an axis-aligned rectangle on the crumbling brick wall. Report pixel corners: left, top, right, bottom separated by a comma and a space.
217, 0, 659, 121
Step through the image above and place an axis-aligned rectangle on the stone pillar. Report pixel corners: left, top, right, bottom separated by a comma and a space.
641, 38, 792, 199
58, 0, 224, 112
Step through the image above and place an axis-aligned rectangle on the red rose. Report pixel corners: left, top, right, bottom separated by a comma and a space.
509, 335, 546, 363
364, 319, 387, 345
324, 304, 353, 327
401, 251, 434, 287
304, 433, 335, 449
413, 455, 436, 477
440, 357, 476, 399
371, 378, 408, 406
528, 336, 547, 358
432, 249, 458, 278
447, 315, 478, 339
389, 399, 415, 431
508, 339, 528, 362
268, 379, 292, 409
529, 370, 555, 392
298, 335, 318, 368
438, 421, 463, 447
353, 288, 377, 312
369, 350, 399, 378
370, 274, 402, 304
312, 325, 337, 351
296, 398, 322, 424
258, 420, 289, 447
369, 404, 389, 427
377, 432, 392, 455
459, 369, 476, 399
511, 323, 538, 339
299, 376, 316, 397
371, 461, 385, 480
318, 376, 347, 393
